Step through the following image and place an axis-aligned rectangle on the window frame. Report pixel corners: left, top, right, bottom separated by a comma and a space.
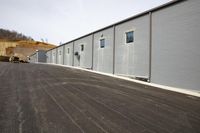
125, 30, 134, 44
67, 48, 70, 54
80, 44, 84, 52
99, 38, 105, 48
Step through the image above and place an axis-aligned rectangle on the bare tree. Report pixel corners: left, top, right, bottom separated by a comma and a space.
0, 28, 34, 41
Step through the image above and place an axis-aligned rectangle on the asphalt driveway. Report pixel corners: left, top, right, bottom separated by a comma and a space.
0, 62, 199, 133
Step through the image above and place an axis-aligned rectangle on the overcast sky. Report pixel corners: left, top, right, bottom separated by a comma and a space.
0, 0, 171, 45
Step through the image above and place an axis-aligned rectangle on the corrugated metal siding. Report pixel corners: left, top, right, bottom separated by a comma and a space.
93, 27, 114, 73
38, 51, 46, 63
51, 49, 57, 64
29, 54, 37, 63
46, 51, 52, 63
64, 42, 73, 66
74, 35, 93, 69
44, 0, 200, 91
151, 0, 200, 90
57, 46, 64, 65
115, 15, 150, 78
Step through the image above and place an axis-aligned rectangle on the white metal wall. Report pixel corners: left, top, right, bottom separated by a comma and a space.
151, 0, 200, 91
93, 27, 114, 74
57, 46, 64, 65
46, 51, 52, 63
45, 1, 200, 91
29, 54, 37, 63
51, 49, 57, 64
115, 15, 150, 78
74, 35, 93, 69
37, 51, 46, 63
64, 42, 73, 66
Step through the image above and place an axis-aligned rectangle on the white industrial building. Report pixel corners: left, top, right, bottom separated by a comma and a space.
44, 0, 200, 91
29, 50, 46, 63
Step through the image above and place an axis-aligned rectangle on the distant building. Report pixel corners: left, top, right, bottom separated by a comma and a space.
0, 40, 55, 60
29, 50, 46, 63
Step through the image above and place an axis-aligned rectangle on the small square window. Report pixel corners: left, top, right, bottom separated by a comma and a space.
59, 51, 61, 55
100, 39, 105, 48
81, 44, 84, 51
67, 48, 70, 54
126, 31, 134, 43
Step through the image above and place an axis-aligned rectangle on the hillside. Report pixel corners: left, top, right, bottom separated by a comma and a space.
0, 28, 56, 61
0, 40, 55, 61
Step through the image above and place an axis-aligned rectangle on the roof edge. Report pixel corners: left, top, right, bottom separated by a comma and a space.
46, 0, 185, 52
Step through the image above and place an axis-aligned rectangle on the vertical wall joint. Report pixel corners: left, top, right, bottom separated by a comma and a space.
113, 25, 116, 75
72, 41, 75, 66
91, 34, 94, 70
63, 45, 65, 65
149, 12, 152, 83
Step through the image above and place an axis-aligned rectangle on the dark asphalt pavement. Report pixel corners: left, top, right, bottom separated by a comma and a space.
0, 62, 200, 133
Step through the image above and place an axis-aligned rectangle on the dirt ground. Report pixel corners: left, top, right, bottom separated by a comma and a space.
0, 62, 199, 133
